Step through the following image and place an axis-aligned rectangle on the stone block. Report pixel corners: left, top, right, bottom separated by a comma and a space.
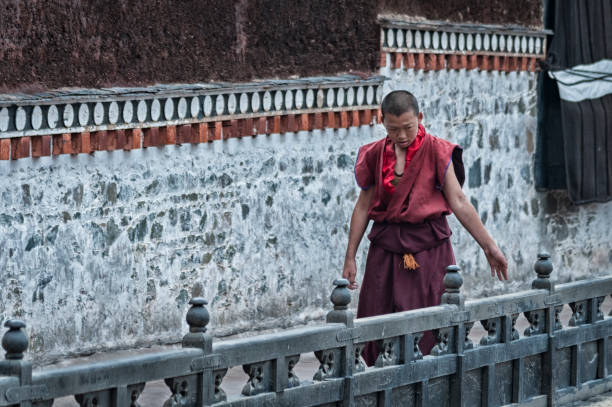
469, 54, 478, 70
177, 124, 191, 144
80, 132, 92, 153
31, 136, 43, 157
213, 121, 223, 140
105, 130, 117, 151
243, 118, 254, 137
427, 53, 437, 70
416, 53, 426, 70
340, 111, 349, 128
129, 129, 142, 149
380, 51, 387, 67
191, 123, 206, 143
437, 54, 446, 70
272, 116, 281, 134
394, 52, 402, 69
160, 125, 176, 145
351, 110, 360, 128
71, 133, 81, 154
360, 109, 372, 125
11, 137, 30, 159
493, 56, 501, 71
299, 113, 309, 131
313, 113, 324, 129
143, 127, 160, 147
256, 117, 267, 135
404, 53, 415, 70
0, 139, 10, 160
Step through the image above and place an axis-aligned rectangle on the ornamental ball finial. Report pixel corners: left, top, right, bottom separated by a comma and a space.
330, 279, 351, 309
2, 319, 28, 360
186, 297, 209, 333
534, 253, 553, 277
443, 265, 463, 292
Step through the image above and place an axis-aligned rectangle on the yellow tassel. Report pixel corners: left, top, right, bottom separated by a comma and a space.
403, 253, 419, 271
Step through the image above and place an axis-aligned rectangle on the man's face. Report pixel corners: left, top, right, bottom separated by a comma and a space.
383, 110, 423, 150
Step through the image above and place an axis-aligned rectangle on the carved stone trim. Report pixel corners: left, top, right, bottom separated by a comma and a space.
431, 327, 453, 356
242, 361, 272, 396
213, 368, 228, 403
379, 18, 548, 58
313, 349, 342, 381
353, 343, 366, 373
287, 355, 301, 388
375, 337, 401, 367
524, 309, 546, 336
569, 300, 589, 326
0, 76, 384, 140
480, 317, 502, 345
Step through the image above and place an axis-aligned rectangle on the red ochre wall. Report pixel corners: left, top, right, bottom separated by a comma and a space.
0, 0, 542, 93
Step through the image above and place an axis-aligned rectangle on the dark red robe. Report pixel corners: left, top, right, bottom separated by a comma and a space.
354, 127, 464, 366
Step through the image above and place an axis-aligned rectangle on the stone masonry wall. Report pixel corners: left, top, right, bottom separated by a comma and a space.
0, 127, 377, 363
381, 63, 612, 297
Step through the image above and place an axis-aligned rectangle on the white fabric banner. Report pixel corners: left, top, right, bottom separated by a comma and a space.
548, 59, 612, 102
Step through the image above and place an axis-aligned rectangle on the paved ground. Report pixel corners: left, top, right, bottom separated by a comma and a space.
45, 301, 612, 406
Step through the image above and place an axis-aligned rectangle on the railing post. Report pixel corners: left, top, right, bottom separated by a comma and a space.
327, 278, 354, 328
532, 253, 557, 407
441, 265, 469, 407
327, 278, 355, 407
166, 297, 216, 406
0, 319, 34, 407
533, 252, 554, 292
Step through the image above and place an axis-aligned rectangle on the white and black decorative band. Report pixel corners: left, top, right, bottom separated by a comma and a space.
379, 17, 550, 58
0, 75, 384, 139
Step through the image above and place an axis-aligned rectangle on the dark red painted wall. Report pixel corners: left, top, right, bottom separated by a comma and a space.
0, 0, 541, 93
379, 0, 542, 27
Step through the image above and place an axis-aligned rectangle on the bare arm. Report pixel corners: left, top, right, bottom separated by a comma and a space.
342, 187, 374, 289
442, 162, 508, 280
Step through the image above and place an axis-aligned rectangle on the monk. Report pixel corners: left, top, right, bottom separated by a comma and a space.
342, 90, 508, 366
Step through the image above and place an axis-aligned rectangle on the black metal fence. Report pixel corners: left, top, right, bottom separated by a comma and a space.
1, 253, 611, 406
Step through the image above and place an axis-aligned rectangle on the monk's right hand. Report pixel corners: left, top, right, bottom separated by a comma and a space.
342, 258, 359, 290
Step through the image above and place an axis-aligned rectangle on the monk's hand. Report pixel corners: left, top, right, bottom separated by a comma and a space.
484, 244, 508, 281
342, 258, 359, 290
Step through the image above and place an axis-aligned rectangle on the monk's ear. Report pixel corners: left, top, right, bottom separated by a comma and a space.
417, 112, 423, 122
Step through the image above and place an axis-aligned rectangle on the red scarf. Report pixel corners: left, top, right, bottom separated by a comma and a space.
382, 124, 426, 194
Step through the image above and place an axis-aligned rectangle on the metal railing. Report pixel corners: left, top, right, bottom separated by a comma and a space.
1, 253, 611, 406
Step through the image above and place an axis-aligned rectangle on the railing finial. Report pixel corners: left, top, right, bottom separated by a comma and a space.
2, 319, 28, 360
441, 265, 464, 307
186, 297, 210, 333
182, 297, 212, 353
532, 252, 554, 291
326, 278, 354, 327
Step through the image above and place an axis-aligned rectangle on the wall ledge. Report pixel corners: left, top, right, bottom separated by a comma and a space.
0, 75, 384, 160
379, 17, 550, 72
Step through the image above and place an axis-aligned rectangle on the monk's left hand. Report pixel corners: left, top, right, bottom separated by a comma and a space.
484, 245, 508, 281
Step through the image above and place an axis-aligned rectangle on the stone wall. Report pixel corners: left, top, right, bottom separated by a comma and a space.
380, 63, 612, 298
0, 126, 377, 363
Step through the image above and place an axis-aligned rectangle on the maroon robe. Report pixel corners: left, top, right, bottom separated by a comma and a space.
354, 130, 464, 366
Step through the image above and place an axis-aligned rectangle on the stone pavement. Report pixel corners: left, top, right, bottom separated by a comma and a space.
46, 302, 612, 406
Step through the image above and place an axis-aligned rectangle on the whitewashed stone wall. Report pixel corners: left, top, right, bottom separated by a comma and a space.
1, 68, 611, 361
0, 128, 377, 362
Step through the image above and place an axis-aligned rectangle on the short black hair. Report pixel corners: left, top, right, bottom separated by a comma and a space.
381, 90, 419, 118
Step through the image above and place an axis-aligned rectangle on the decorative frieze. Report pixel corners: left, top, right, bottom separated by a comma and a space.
379, 17, 551, 72
0, 75, 384, 160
